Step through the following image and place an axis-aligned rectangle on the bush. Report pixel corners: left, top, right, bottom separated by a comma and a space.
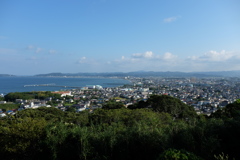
157, 148, 203, 160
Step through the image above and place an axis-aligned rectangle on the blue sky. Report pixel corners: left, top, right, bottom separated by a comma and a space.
0, 0, 240, 75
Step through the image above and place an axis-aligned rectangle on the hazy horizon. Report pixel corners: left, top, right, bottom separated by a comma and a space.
3, 70, 240, 77
1, 0, 240, 75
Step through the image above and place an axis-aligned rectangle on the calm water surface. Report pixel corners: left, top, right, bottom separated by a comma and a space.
0, 76, 131, 94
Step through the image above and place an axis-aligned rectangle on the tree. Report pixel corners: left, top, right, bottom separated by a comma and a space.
102, 101, 125, 109
4, 92, 34, 101
147, 95, 197, 119
211, 100, 240, 119
66, 106, 76, 112
0, 96, 4, 101
0, 104, 20, 112
157, 148, 203, 160
135, 100, 149, 109
0, 117, 47, 159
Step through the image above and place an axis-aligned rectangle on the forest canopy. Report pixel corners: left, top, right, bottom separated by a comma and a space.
4, 91, 61, 101
0, 96, 240, 160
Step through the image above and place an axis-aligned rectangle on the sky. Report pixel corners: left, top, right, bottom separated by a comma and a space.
0, 0, 240, 75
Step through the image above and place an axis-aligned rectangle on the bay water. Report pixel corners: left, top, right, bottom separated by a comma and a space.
0, 76, 131, 94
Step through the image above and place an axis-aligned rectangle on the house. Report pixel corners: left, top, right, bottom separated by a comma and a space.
52, 91, 72, 97
20, 101, 50, 109
18, 108, 24, 111
71, 104, 86, 112
0, 113, 6, 117
76, 107, 86, 112
16, 99, 23, 103
91, 105, 102, 110
66, 99, 74, 103
6, 110, 14, 115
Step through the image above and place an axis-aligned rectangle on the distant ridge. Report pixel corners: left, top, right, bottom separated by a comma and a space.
193, 71, 240, 77
35, 71, 240, 78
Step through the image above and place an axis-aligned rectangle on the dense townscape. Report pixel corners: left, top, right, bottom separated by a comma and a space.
1, 76, 240, 117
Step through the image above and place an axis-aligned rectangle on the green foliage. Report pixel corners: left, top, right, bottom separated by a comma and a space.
5, 92, 34, 101
66, 106, 76, 112
4, 91, 61, 102
0, 96, 4, 101
235, 99, 240, 104
16, 107, 64, 120
46, 100, 61, 106
216, 118, 240, 160
0, 117, 47, 159
102, 100, 125, 109
214, 153, 231, 160
64, 111, 89, 126
89, 108, 172, 127
158, 148, 202, 160
211, 100, 240, 119
0, 104, 20, 111
133, 100, 149, 109
147, 95, 197, 119
63, 103, 74, 106
1, 101, 240, 160
173, 118, 224, 159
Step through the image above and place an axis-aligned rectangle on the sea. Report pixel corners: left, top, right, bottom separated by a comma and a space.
0, 76, 132, 95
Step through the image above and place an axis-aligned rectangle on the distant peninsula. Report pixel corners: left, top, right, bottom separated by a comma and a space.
34, 70, 240, 78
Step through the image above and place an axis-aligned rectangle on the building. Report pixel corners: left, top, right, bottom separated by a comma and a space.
52, 91, 72, 97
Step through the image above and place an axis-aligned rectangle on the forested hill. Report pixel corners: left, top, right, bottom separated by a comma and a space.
35, 70, 240, 77
1, 95, 240, 160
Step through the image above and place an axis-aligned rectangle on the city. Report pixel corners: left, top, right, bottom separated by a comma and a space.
1, 76, 239, 117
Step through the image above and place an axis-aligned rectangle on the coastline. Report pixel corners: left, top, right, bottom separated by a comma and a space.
0, 76, 132, 94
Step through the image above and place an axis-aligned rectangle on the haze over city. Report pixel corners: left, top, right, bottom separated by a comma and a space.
0, 0, 240, 75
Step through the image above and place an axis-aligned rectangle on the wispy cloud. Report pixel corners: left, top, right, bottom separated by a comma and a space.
25, 45, 43, 53
35, 47, 43, 53
101, 50, 240, 72
181, 50, 240, 71
132, 51, 154, 58
6, 46, 240, 73
49, 49, 57, 54
26, 45, 58, 54
162, 52, 178, 60
130, 51, 177, 61
76, 57, 87, 64
104, 51, 180, 72
163, 16, 181, 23
188, 50, 240, 62
26, 45, 35, 50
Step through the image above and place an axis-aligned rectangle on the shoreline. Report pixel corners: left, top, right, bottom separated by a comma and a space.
0, 76, 132, 94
